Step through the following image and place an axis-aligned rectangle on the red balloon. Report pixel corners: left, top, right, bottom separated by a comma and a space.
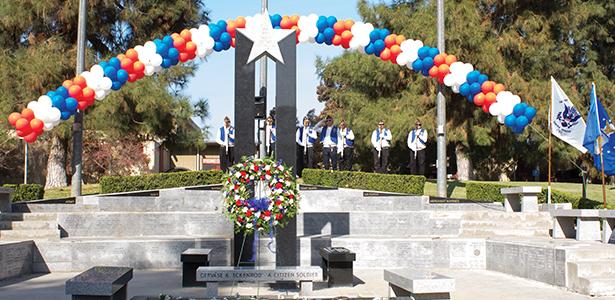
15, 118, 31, 132
133, 61, 145, 74
77, 100, 88, 110
128, 73, 138, 82
62, 80, 73, 89
21, 108, 35, 121
481, 81, 495, 93
433, 54, 446, 66
69, 85, 82, 98
428, 66, 439, 78
23, 131, 38, 143
8, 112, 21, 126
280, 16, 292, 29
384, 35, 396, 48
494, 83, 506, 94
82, 87, 95, 102
73, 75, 87, 88
180, 29, 192, 41
332, 35, 342, 46
445, 55, 457, 65
185, 41, 197, 54
485, 92, 497, 105
341, 31, 353, 44
395, 35, 406, 45
226, 20, 237, 37
126, 48, 139, 61
473, 93, 486, 106
231, 37, 236, 48
179, 52, 189, 62
482, 103, 491, 113
235, 16, 246, 28
120, 58, 134, 72
16, 130, 26, 137
290, 15, 300, 26
344, 20, 354, 30
390, 44, 401, 56
438, 64, 450, 77
173, 37, 186, 51
30, 118, 44, 133
333, 21, 345, 35
380, 48, 391, 61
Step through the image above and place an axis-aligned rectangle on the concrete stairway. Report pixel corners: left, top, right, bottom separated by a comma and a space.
567, 247, 615, 296
459, 211, 551, 237
0, 212, 60, 240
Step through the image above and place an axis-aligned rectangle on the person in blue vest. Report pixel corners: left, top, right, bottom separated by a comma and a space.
337, 120, 355, 171
296, 117, 317, 176
265, 115, 276, 157
316, 115, 339, 170
407, 119, 427, 175
371, 120, 393, 173
215, 116, 235, 172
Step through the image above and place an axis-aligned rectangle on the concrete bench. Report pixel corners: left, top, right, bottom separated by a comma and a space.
384, 269, 455, 300
65, 266, 133, 300
500, 186, 541, 212
599, 210, 615, 244
0, 187, 12, 213
197, 266, 322, 297
551, 209, 601, 241
181, 248, 210, 287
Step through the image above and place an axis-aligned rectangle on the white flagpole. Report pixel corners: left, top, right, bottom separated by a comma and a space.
592, 83, 607, 209
548, 78, 553, 205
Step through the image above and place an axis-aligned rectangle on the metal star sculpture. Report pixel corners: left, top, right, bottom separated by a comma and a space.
237, 10, 295, 64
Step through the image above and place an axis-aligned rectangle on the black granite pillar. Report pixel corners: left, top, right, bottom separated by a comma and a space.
234, 31, 256, 159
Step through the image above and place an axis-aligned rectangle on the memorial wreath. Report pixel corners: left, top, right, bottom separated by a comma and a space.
223, 157, 299, 235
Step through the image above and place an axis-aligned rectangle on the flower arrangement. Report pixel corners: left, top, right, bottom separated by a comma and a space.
222, 157, 299, 235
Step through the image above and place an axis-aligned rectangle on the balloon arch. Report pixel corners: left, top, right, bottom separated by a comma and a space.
7, 13, 537, 143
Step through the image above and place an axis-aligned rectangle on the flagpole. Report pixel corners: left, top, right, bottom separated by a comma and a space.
548, 79, 553, 205
598, 135, 607, 209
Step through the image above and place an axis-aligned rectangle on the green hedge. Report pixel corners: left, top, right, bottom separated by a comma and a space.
2, 184, 45, 202
465, 182, 597, 208
100, 170, 224, 194
301, 169, 426, 195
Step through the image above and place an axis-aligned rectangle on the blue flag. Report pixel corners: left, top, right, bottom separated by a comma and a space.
583, 83, 614, 175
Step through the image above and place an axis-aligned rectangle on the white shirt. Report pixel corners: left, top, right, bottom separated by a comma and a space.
265, 124, 275, 148
408, 128, 428, 152
338, 128, 355, 148
319, 126, 337, 148
215, 125, 235, 148
371, 128, 392, 150
295, 126, 317, 147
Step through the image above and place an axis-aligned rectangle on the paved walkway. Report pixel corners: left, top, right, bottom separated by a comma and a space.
1, 268, 614, 299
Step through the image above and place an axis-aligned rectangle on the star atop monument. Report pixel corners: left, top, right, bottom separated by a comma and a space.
236, 10, 295, 64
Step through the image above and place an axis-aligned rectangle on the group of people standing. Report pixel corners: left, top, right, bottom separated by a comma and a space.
216, 115, 428, 176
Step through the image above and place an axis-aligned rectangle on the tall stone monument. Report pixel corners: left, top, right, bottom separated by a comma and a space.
234, 12, 297, 267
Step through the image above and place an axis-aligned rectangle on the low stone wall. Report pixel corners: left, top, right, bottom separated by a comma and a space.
0, 241, 33, 280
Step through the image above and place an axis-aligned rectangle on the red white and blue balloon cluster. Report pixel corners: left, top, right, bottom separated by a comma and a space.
7, 13, 536, 142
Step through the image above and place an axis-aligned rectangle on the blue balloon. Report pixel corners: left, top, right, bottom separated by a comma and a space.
422, 57, 434, 70
369, 30, 380, 43
421, 68, 430, 77
374, 40, 386, 53
324, 37, 333, 46
170, 57, 179, 66
216, 20, 228, 30
524, 106, 537, 120
379, 29, 390, 39
161, 58, 172, 68
109, 57, 121, 69
271, 14, 282, 27
47, 91, 56, 98
220, 32, 232, 44
365, 44, 375, 55
513, 103, 526, 117
315, 33, 326, 44
466, 71, 480, 83
466, 94, 474, 103
167, 48, 179, 59
411, 59, 423, 71
326, 16, 337, 27
512, 126, 524, 134
428, 47, 439, 58
52, 95, 65, 109
223, 42, 231, 50
116, 69, 129, 84
111, 81, 122, 91
65, 97, 78, 112
515, 115, 529, 127
60, 111, 72, 120
99, 61, 109, 69
478, 74, 489, 84
156, 42, 169, 56
104, 66, 117, 80
56, 86, 68, 97
469, 82, 482, 95
209, 26, 222, 40
316, 17, 328, 31
162, 35, 174, 46
459, 83, 471, 96
504, 115, 517, 127
323, 28, 335, 40
417, 46, 430, 59
213, 41, 224, 52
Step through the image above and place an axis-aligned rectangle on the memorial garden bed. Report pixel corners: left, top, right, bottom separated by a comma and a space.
100, 170, 223, 194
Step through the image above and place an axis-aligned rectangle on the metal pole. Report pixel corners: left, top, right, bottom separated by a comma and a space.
71, 0, 87, 196
24, 142, 28, 184
257, 0, 268, 159
436, 0, 447, 197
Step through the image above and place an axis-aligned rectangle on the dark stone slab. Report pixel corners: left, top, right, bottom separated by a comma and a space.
66, 266, 133, 299
234, 30, 256, 159
363, 191, 410, 197
320, 247, 355, 287
184, 185, 223, 191
299, 184, 338, 191
320, 247, 356, 261
429, 196, 491, 204
181, 248, 211, 287
100, 191, 159, 197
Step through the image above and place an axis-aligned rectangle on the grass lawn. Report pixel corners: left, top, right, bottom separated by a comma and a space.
44, 184, 100, 199
424, 180, 615, 205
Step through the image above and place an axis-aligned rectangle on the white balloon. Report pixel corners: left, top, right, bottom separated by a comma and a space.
497, 114, 506, 124
489, 102, 500, 116
38, 95, 52, 107
297, 14, 318, 44
443, 74, 455, 87
90, 65, 104, 77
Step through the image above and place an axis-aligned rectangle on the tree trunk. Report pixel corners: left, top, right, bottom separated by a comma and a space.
455, 143, 473, 181
45, 135, 67, 188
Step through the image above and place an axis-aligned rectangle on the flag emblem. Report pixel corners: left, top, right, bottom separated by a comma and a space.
557, 104, 582, 129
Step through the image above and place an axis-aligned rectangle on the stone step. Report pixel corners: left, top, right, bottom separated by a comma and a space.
12, 203, 98, 213
33, 236, 232, 272
460, 228, 549, 237
0, 220, 57, 230
297, 211, 461, 237
0, 212, 57, 222
568, 260, 615, 277
575, 277, 615, 296
571, 248, 615, 260
88, 190, 223, 212
460, 220, 552, 229
58, 212, 232, 238
299, 189, 426, 212
0, 229, 60, 240
461, 212, 552, 222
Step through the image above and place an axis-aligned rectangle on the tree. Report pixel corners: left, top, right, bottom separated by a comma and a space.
316, 0, 614, 181
0, 0, 210, 187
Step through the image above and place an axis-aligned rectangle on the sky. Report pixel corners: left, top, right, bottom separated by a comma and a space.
186, 1, 364, 138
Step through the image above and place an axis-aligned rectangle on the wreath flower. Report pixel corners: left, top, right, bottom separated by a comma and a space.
223, 157, 299, 235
